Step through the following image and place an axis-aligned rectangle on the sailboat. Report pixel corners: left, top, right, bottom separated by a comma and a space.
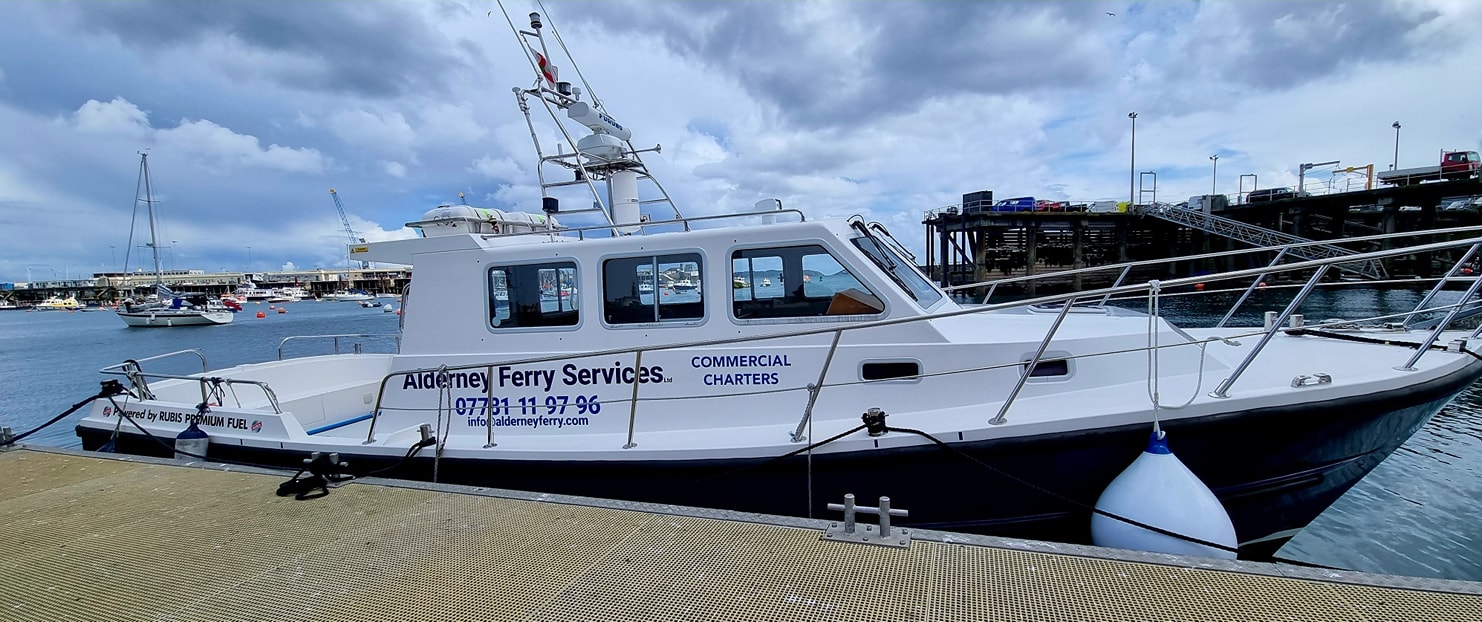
115, 152, 233, 328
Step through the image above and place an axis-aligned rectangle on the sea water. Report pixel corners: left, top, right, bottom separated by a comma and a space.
1, 286, 1479, 580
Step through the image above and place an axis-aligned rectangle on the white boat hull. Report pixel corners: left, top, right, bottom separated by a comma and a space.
116, 309, 234, 327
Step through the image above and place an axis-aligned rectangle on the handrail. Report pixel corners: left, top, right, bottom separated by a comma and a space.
278, 334, 401, 360
98, 368, 283, 414
172, 230, 1482, 447
99, 349, 208, 374
791, 330, 844, 443
623, 350, 644, 449
1210, 265, 1330, 398
99, 349, 208, 403
989, 298, 1075, 425
950, 224, 1482, 297
468, 208, 809, 242
1403, 243, 1482, 328
1398, 271, 1482, 371
375, 233, 1482, 386
1217, 248, 1289, 328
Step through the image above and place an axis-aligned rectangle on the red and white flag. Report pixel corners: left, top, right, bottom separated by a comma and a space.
534, 51, 557, 85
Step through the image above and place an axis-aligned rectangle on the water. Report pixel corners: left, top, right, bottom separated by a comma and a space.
2, 286, 1480, 580
0, 300, 402, 447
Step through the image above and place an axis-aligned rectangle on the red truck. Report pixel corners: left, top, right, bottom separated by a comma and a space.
1377, 150, 1481, 186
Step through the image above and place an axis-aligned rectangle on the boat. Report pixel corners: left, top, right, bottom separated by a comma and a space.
0, 300, 32, 311
114, 152, 233, 328
74, 12, 1482, 559
326, 289, 375, 302
234, 282, 275, 301
33, 296, 81, 311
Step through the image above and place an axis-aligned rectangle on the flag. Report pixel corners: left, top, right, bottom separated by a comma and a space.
535, 51, 556, 85
156, 282, 175, 299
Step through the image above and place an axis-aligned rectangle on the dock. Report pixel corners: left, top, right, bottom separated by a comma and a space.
4, 447, 1480, 621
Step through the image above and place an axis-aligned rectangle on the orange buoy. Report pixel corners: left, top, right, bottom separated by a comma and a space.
277, 307, 286, 314
1194, 283, 1205, 291
1257, 282, 1268, 288
255, 311, 266, 318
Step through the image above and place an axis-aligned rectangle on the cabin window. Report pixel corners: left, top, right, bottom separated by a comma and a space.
1026, 359, 1069, 377
851, 236, 943, 308
602, 253, 704, 324
731, 245, 884, 319
861, 360, 921, 381
488, 261, 579, 329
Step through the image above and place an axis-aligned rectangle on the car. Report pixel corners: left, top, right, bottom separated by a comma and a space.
991, 197, 1036, 212
1033, 200, 1067, 212
1398, 205, 1422, 213
1247, 188, 1297, 203
1440, 196, 1482, 212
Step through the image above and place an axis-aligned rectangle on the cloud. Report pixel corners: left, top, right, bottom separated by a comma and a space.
158, 119, 328, 174
55, 0, 473, 99
326, 108, 416, 156
470, 155, 522, 181
71, 97, 151, 135
381, 161, 408, 178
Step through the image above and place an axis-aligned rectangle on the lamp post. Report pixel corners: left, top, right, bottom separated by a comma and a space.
1209, 155, 1219, 196
246, 246, 252, 272
1128, 112, 1138, 206
1391, 121, 1401, 170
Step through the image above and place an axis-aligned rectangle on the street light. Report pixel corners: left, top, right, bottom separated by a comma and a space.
246, 246, 252, 272
1391, 121, 1401, 171
1128, 112, 1138, 206
1209, 155, 1219, 196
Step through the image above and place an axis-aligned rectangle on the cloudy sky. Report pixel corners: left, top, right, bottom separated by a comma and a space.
1, 0, 1479, 283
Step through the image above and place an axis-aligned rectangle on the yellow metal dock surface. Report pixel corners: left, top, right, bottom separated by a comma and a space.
3, 447, 1480, 621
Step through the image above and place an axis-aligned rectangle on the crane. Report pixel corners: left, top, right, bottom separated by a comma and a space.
328, 188, 368, 269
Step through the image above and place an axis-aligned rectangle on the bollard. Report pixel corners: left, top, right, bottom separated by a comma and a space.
824, 494, 912, 548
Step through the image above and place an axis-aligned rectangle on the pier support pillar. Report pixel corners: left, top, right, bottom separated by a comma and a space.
1072, 219, 1085, 291
1025, 225, 1039, 296
972, 228, 991, 287
937, 219, 950, 287
1116, 221, 1130, 263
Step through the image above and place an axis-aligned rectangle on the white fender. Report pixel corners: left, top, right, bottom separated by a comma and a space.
1091, 431, 1237, 559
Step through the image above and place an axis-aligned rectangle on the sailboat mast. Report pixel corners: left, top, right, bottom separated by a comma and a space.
139, 152, 164, 286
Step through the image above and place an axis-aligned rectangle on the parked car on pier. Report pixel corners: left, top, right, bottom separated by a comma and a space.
990, 197, 1035, 212
1247, 187, 1297, 203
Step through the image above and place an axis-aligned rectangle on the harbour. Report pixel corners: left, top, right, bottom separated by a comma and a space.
4, 3, 1482, 618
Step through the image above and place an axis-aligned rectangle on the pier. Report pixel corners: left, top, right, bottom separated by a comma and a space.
3, 447, 1479, 620
925, 179, 1482, 294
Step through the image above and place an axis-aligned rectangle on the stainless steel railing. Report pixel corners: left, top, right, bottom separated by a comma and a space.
358, 232, 1482, 448
99, 350, 282, 413
278, 334, 401, 360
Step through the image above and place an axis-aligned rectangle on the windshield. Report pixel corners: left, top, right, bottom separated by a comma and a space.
852, 236, 943, 308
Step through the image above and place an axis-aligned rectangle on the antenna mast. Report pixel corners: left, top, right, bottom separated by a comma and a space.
496, 3, 685, 234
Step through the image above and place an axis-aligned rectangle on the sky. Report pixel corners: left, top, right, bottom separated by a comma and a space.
1, 0, 1479, 284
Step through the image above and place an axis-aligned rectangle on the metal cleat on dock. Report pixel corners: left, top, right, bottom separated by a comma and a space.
823, 493, 911, 548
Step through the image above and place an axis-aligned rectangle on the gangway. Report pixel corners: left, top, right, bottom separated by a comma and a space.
1145, 203, 1388, 279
